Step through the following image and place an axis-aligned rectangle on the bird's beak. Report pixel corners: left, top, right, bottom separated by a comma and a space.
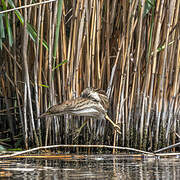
38, 112, 50, 119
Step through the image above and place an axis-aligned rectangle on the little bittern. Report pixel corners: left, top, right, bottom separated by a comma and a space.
39, 88, 120, 132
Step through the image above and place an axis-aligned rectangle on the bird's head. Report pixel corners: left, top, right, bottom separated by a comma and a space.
38, 105, 63, 118
81, 87, 101, 102
38, 100, 75, 119
80, 87, 109, 110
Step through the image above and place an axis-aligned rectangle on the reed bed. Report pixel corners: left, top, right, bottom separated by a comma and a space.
0, 0, 179, 152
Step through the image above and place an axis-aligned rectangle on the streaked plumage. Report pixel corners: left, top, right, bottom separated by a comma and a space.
39, 87, 120, 132
39, 97, 106, 119
80, 87, 109, 110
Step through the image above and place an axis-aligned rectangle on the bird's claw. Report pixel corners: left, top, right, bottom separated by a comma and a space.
72, 128, 82, 141
114, 123, 121, 134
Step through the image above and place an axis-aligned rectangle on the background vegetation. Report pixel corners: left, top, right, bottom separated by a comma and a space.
0, 0, 179, 152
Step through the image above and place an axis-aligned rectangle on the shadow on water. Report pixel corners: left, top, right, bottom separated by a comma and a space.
0, 155, 180, 179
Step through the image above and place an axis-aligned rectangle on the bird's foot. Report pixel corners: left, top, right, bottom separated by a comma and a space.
72, 128, 82, 141
105, 114, 121, 134
70, 120, 88, 141
114, 123, 121, 134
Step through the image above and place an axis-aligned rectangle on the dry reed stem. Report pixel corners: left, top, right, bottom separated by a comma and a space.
0, 144, 154, 159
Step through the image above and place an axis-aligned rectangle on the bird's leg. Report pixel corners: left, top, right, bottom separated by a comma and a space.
73, 119, 88, 140
105, 114, 121, 134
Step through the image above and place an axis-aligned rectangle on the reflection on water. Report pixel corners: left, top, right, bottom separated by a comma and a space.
0, 155, 180, 179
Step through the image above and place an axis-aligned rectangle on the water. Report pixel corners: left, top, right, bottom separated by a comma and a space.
0, 154, 180, 179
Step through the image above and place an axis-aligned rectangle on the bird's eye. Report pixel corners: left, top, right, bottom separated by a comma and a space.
65, 102, 69, 106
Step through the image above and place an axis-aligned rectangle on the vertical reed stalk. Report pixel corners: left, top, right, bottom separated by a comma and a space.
23, 0, 39, 147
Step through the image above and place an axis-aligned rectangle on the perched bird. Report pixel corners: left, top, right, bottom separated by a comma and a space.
38, 88, 120, 132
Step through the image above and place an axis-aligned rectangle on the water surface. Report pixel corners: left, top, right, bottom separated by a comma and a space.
0, 154, 180, 179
